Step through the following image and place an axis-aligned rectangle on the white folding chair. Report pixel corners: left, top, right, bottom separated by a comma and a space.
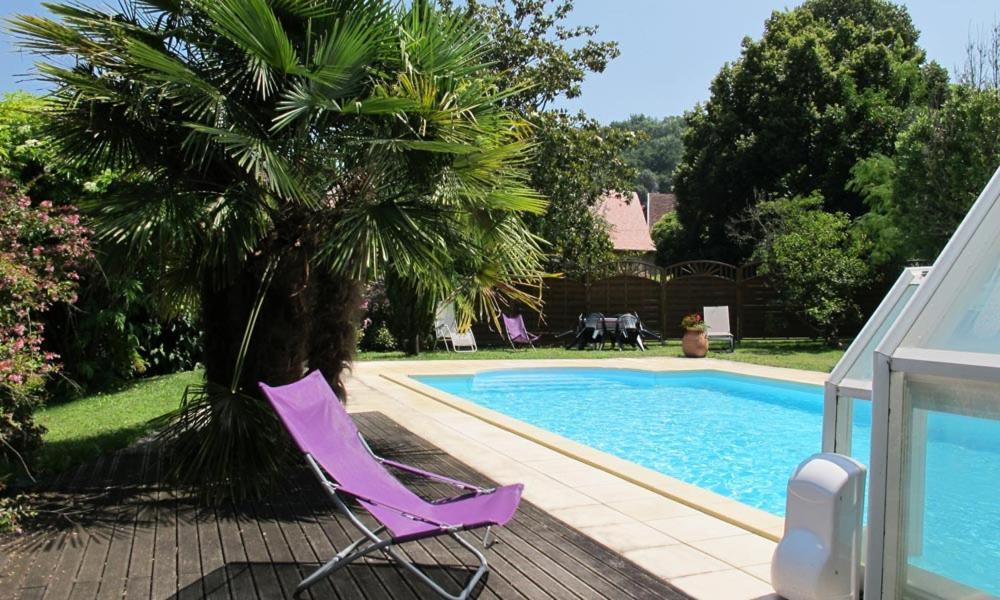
703, 306, 735, 352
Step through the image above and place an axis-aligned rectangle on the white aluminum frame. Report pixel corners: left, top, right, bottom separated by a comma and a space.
822, 267, 929, 453
865, 166, 1000, 599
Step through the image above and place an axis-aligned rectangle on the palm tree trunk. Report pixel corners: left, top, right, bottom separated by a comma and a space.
200, 250, 358, 399
307, 272, 361, 399
385, 271, 435, 356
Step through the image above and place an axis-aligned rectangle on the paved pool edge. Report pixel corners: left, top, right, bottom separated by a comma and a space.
379, 363, 801, 541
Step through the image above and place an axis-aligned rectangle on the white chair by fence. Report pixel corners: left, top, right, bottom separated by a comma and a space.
703, 306, 735, 352
433, 302, 478, 353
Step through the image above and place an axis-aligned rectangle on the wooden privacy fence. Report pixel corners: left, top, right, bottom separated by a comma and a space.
472, 259, 824, 344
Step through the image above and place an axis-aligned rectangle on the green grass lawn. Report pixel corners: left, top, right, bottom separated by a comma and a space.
29, 369, 203, 475
359, 338, 845, 373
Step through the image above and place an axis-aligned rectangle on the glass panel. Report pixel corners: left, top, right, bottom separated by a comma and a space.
850, 397, 873, 471
844, 282, 919, 383
849, 397, 872, 526
899, 375, 1000, 598
902, 195, 1000, 354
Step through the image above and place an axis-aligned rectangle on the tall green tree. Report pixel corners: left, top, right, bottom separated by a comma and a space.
442, 0, 620, 111
850, 86, 1000, 264
14, 0, 547, 498
526, 111, 633, 270
610, 114, 685, 192
743, 195, 872, 345
850, 22, 1000, 265
650, 212, 686, 266
442, 0, 639, 271
673, 0, 946, 261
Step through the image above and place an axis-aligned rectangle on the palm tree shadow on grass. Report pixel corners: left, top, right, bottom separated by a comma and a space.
29, 423, 159, 475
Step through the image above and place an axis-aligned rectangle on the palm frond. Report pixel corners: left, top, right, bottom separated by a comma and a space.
319, 198, 449, 280
184, 123, 314, 206
123, 39, 226, 120
195, 0, 299, 95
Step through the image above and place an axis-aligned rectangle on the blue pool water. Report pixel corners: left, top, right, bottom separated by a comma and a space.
415, 368, 1000, 596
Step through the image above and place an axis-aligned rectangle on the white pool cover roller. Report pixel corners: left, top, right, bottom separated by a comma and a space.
771, 453, 866, 600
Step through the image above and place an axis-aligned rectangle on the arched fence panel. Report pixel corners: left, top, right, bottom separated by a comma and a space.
662, 274, 739, 338
470, 258, 875, 345
589, 275, 663, 332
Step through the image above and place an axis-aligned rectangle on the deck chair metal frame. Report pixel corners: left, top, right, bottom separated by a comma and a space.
297, 443, 495, 600
261, 372, 517, 600
433, 302, 456, 352
434, 302, 478, 353
502, 313, 540, 350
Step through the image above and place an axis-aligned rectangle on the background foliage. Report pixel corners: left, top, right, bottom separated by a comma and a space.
0, 93, 201, 399
444, 0, 640, 272
609, 114, 685, 193
743, 195, 872, 344
0, 184, 90, 460
851, 78, 1000, 264
672, 0, 947, 262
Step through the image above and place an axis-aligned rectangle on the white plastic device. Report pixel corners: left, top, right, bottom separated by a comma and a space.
771, 453, 866, 600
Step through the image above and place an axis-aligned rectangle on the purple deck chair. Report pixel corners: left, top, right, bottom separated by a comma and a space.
259, 371, 523, 600
502, 313, 540, 349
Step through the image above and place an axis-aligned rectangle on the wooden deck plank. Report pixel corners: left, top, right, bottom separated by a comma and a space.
149, 451, 179, 600
2, 411, 690, 600
7, 463, 81, 599
234, 506, 286, 600
39, 457, 110, 600
503, 513, 653, 599
196, 504, 229, 600
312, 507, 420, 600
97, 444, 155, 600
174, 500, 203, 599
216, 505, 258, 600
4, 457, 97, 600
69, 452, 125, 600
251, 495, 303, 600
517, 506, 677, 599
286, 477, 386, 600
123, 444, 163, 599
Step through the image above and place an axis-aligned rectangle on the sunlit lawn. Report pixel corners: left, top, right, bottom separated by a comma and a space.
29, 369, 203, 475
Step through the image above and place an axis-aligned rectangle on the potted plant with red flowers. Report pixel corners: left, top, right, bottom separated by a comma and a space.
680, 313, 709, 358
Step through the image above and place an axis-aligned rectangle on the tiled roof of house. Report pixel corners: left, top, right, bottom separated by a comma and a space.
646, 192, 677, 230
593, 191, 656, 252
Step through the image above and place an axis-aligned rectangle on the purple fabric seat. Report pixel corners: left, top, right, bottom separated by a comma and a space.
502, 313, 540, 349
259, 370, 522, 599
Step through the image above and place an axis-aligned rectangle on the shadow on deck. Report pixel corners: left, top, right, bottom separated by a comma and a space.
0, 412, 691, 599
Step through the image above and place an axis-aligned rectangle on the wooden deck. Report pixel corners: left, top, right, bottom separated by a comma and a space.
0, 412, 690, 599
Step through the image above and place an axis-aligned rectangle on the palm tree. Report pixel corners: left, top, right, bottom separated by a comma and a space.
12, 0, 547, 499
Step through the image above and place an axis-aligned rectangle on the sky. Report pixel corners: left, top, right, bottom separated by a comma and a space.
1, 0, 997, 123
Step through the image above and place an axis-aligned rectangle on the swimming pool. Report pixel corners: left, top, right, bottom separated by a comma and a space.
414, 367, 1000, 596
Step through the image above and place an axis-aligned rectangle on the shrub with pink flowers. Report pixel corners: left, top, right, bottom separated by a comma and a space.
0, 182, 90, 459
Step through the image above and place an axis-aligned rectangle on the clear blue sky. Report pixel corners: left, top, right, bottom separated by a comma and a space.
2, 0, 997, 122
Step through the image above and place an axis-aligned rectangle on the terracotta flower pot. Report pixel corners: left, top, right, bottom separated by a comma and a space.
682, 328, 709, 358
